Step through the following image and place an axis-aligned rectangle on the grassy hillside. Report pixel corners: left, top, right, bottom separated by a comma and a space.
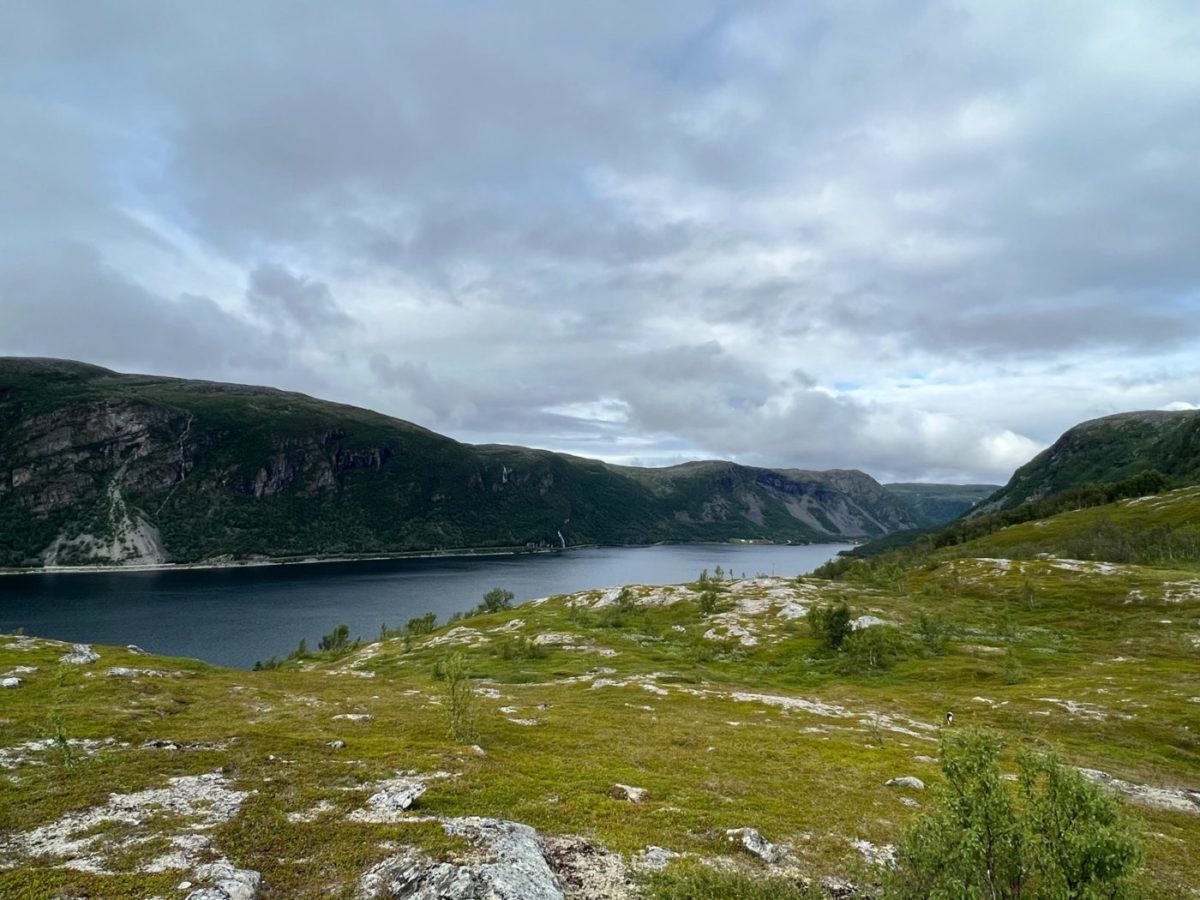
0, 359, 922, 568
2, 499, 1197, 896
978, 410, 1200, 514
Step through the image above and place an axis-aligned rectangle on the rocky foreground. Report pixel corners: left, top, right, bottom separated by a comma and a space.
1, 562, 1198, 898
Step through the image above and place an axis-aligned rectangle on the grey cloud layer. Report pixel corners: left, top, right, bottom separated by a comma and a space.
2, 1, 1198, 481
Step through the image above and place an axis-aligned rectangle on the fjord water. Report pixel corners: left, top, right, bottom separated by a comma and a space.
0, 543, 850, 668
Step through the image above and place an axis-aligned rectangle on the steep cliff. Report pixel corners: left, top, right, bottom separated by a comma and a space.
0, 359, 925, 567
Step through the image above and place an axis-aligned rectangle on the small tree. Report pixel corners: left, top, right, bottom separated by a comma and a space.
807, 600, 852, 650
478, 587, 515, 615
436, 651, 478, 744
888, 729, 1142, 899
319, 623, 351, 652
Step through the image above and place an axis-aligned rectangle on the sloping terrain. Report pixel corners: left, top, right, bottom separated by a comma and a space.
2, 489, 1197, 897
976, 409, 1200, 515
0, 359, 922, 568
882, 482, 998, 526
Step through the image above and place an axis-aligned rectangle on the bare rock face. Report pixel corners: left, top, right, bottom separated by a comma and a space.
60, 643, 100, 665
348, 778, 428, 823
357, 817, 563, 900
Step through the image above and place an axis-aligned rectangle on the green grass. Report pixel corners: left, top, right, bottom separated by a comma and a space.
2, 530, 1197, 897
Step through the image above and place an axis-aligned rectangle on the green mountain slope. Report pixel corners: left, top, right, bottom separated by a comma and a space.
0, 358, 923, 568
883, 482, 998, 525
976, 410, 1200, 515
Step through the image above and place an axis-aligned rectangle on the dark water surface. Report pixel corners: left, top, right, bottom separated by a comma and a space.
0, 543, 850, 668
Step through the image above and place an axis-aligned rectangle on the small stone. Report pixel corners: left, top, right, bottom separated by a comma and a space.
59, 643, 99, 665
1, 677, 22, 688
634, 846, 681, 871
327, 740, 346, 750
178, 882, 192, 891
726, 827, 786, 864
126, 644, 149, 655
885, 776, 926, 790
106, 667, 141, 677
609, 783, 649, 803
469, 744, 487, 757
899, 796, 920, 808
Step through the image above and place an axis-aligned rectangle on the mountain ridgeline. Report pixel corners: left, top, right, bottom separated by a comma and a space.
974, 409, 1200, 515
0, 358, 955, 569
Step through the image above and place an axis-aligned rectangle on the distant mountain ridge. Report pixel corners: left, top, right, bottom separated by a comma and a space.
974, 409, 1200, 515
0, 358, 951, 568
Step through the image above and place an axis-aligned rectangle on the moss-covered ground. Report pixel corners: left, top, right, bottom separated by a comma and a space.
1, 494, 1198, 897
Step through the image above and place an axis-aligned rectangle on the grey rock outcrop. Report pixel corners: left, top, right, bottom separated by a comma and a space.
60, 643, 99, 665
885, 776, 926, 790
357, 817, 562, 899
726, 827, 786, 864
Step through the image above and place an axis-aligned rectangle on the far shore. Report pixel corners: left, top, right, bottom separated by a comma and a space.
0, 538, 851, 578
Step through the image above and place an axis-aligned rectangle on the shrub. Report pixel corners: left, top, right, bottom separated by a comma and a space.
319, 623, 351, 652
807, 600, 852, 650
842, 625, 911, 673
497, 634, 548, 661
477, 587, 515, 614
915, 611, 950, 655
436, 651, 478, 744
888, 729, 1142, 899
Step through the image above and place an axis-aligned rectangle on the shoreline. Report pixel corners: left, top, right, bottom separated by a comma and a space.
0, 538, 849, 578
0, 546, 567, 577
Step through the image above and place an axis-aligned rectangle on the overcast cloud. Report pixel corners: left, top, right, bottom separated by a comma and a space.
2, 1, 1198, 482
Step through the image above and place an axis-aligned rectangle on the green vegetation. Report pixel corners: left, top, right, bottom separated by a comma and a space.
889, 730, 1142, 899
807, 600, 852, 650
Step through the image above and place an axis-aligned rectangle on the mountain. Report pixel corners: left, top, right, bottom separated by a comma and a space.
975, 409, 1200, 515
883, 482, 998, 525
0, 358, 923, 568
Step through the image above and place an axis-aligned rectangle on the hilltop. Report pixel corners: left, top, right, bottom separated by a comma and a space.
1, 482, 1198, 897
975, 409, 1200, 515
0, 358, 947, 570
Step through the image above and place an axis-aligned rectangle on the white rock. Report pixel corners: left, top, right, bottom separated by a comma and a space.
633, 846, 681, 872
726, 827, 786, 864
348, 778, 427, 822
1, 677, 21, 688
609, 783, 649, 803
60, 643, 100, 665
885, 776, 926, 791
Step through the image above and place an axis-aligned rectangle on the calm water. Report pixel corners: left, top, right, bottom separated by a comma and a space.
0, 543, 850, 668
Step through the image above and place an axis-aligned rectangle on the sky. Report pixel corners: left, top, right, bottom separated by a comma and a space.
2, 1, 1198, 484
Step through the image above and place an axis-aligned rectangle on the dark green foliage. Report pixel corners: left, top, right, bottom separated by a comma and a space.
405, 612, 438, 636
318, 624, 351, 653
915, 611, 950, 655
841, 625, 912, 673
496, 634, 548, 661
697, 587, 720, 617
807, 600, 852, 650
888, 730, 1142, 899
476, 587, 515, 615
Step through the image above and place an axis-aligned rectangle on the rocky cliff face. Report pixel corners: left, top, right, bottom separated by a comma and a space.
0, 358, 924, 567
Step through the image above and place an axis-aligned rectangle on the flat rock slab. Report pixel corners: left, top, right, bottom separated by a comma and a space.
726, 827, 786, 864
358, 817, 563, 900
